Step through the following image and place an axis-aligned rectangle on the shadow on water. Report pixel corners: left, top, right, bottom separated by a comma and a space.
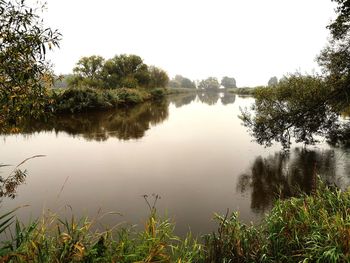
198, 91, 220, 105
168, 91, 236, 107
3, 100, 169, 141
221, 92, 236, 105
236, 147, 345, 215
168, 93, 197, 108
1, 92, 237, 142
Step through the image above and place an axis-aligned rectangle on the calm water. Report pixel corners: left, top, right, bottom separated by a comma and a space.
1, 92, 350, 236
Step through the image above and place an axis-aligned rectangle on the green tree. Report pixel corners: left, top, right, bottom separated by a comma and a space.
0, 0, 61, 126
240, 74, 339, 149
268, 76, 278, 86
68, 56, 104, 88
221, 76, 236, 89
101, 54, 149, 89
241, 75, 341, 148
148, 66, 169, 88
198, 77, 220, 90
241, 0, 350, 149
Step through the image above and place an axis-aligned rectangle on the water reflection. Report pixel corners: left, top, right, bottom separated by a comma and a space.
2, 95, 350, 237
168, 93, 196, 108
196, 91, 236, 106
7, 100, 169, 141
198, 91, 220, 105
221, 92, 236, 105
1, 92, 238, 142
237, 148, 339, 214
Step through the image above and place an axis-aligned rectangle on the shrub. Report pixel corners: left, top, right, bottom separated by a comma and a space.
150, 88, 166, 100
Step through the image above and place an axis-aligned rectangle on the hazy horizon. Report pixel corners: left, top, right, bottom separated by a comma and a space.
44, 0, 336, 87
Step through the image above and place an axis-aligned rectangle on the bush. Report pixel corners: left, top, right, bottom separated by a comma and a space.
150, 88, 166, 99
53, 88, 110, 113
51, 88, 155, 113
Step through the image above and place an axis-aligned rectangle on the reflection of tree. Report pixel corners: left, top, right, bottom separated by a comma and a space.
220, 92, 236, 105
198, 91, 219, 106
237, 148, 337, 214
168, 94, 196, 108
3, 100, 169, 142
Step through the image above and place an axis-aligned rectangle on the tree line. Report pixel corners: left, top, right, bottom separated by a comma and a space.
67, 54, 169, 89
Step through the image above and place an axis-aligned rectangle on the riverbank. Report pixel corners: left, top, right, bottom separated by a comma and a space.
50, 87, 167, 114
166, 88, 198, 95
1, 178, 349, 262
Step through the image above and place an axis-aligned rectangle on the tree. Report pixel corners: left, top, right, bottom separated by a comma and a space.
241, 0, 350, 149
0, 0, 61, 125
169, 75, 196, 89
221, 76, 236, 89
240, 74, 338, 149
69, 56, 104, 88
198, 77, 220, 90
101, 54, 149, 89
268, 76, 278, 86
148, 66, 169, 88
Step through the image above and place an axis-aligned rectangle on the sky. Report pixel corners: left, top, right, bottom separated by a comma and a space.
44, 0, 337, 87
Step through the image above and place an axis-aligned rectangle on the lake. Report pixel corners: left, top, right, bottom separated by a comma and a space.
1, 92, 350, 237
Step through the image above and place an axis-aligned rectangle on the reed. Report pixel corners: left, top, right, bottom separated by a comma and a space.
1, 177, 350, 262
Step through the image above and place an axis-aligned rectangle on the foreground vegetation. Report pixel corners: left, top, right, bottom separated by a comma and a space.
1, 178, 350, 262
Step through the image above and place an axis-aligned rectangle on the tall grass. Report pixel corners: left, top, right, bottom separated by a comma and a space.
1, 178, 350, 262
0, 195, 202, 262
203, 179, 350, 262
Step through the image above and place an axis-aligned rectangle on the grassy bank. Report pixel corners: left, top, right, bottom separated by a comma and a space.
50, 87, 167, 114
1, 179, 350, 262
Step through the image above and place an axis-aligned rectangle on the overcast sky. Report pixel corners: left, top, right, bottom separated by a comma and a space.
44, 0, 336, 87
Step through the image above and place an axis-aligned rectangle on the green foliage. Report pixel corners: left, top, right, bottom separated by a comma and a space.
148, 66, 169, 88
198, 77, 220, 91
0, 0, 61, 125
242, 0, 350, 149
69, 56, 105, 88
221, 76, 236, 89
241, 74, 339, 149
53, 88, 113, 113
327, 0, 350, 41
1, 179, 350, 262
51, 87, 160, 113
68, 54, 169, 91
0, 211, 203, 262
150, 88, 166, 99
101, 54, 150, 89
52, 88, 146, 113
204, 180, 350, 262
